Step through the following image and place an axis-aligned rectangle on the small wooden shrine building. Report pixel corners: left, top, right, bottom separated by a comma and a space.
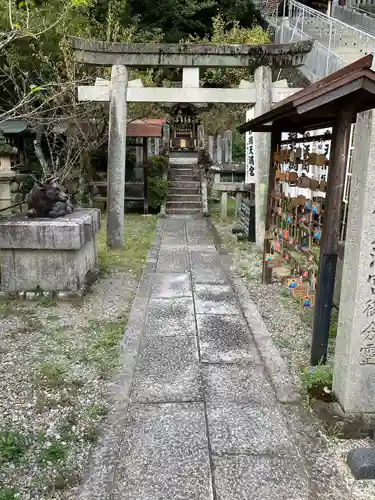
167, 104, 201, 151
238, 54, 375, 366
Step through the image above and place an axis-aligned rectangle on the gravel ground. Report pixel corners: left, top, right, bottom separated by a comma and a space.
0, 216, 156, 500
212, 213, 375, 500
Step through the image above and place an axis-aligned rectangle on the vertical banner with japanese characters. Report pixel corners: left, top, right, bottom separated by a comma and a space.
245, 107, 256, 184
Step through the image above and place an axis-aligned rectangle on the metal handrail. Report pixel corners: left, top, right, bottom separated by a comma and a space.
289, 0, 375, 37
286, 16, 347, 64
353, 5, 375, 18
289, 0, 375, 63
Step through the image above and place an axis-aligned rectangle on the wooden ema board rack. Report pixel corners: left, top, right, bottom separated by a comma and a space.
265, 140, 329, 302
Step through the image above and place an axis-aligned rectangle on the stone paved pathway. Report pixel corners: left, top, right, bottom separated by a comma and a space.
80, 216, 314, 500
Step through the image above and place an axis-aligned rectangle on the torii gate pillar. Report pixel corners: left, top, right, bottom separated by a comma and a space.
107, 65, 128, 249
254, 66, 273, 249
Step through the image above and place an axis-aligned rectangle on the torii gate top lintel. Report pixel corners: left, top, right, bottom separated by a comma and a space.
70, 37, 312, 69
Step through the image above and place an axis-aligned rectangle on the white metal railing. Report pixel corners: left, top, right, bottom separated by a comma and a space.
274, 0, 375, 80
355, 0, 375, 9
353, 5, 375, 17
333, 4, 375, 34
278, 15, 346, 81
289, 0, 375, 52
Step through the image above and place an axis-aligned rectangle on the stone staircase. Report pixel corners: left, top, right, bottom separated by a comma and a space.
166, 164, 202, 215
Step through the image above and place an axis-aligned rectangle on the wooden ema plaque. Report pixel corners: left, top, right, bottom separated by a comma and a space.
266, 141, 327, 286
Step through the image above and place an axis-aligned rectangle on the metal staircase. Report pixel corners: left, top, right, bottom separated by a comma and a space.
273, 0, 375, 82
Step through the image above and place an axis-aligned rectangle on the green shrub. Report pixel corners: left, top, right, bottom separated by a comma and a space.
301, 365, 333, 400
0, 431, 29, 464
148, 156, 168, 178
232, 131, 245, 162
0, 488, 19, 500
148, 177, 169, 209
38, 440, 68, 465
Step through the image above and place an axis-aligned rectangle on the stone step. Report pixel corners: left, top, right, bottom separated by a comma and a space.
170, 178, 198, 183
167, 201, 202, 210
171, 164, 196, 170
166, 207, 202, 214
171, 169, 199, 179
171, 178, 201, 187
168, 194, 201, 202
171, 177, 200, 184
169, 186, 200, 195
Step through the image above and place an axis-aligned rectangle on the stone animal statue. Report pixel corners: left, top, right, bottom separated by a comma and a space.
27, 177, 74, 218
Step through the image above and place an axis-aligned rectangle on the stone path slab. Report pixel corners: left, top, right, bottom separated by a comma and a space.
113, 403, 213, 500
197, 315, 260, 363
130, 336, 200, 403
213, 455, 309, 500
78, 216, 315, 500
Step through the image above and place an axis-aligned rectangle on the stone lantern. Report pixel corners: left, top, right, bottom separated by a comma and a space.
0, 131, 16, 215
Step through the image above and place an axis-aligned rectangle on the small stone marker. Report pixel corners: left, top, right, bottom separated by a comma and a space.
163, 123, 170, 151
224, 130, 233, 163
216, 134, 222, 164
197, 124, 205, 148
208, 136, 214, 161
220, 191, 228, 220
347, 448, 375, 480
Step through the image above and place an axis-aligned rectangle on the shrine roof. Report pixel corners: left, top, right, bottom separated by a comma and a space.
238, 54, 375, 133
70, 37, 312, 69
127, 119, 165, 138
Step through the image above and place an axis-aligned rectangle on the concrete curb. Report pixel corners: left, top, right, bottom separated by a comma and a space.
205, 217, 301, 405
77, 219, 164, 500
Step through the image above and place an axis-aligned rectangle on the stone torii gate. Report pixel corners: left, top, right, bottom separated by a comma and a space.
71, 37, 312, 248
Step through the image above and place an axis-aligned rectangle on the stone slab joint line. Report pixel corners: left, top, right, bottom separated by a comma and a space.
185, 219, 219, 500
205, 217, 300, 405
76, 219, 165, 500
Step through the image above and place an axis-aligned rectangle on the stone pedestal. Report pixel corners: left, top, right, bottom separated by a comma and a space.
0, 171, 14, 214
333, 109, 375, 413
0, 209, 101, 295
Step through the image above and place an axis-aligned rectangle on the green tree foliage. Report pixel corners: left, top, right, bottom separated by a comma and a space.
148, 156, 169, 209
187, 14, 270, 88
0, 0, 267, 178
126, 0, 263, 42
